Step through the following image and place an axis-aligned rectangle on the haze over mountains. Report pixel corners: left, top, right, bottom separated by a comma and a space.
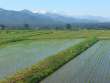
0, 8, 110, 29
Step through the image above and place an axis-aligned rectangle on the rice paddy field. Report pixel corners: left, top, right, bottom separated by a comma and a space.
0, 30, 110, 83
41, 40, 110, 83
0, 39, 82, 79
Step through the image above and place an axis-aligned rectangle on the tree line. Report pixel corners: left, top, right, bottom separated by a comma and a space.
1, 23, 110, 30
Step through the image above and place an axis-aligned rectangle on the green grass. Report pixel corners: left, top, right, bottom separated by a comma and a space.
0, 37, 98, 83
0, 29, 110, 45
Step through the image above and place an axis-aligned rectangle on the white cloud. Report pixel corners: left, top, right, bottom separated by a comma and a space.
32, 9, 47, 14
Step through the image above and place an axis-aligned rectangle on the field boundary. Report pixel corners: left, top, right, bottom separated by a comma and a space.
0, 37, 98, 83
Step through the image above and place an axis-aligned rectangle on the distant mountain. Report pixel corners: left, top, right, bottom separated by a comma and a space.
45, 13, 101, 23
0, 8, 110, 29
0, 8, 63, 28
76, 15, 110, 22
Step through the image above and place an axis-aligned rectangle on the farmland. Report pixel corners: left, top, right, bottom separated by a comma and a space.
0, 39, 82, 79
0, 30, 110, 83
1, 30, 110, 41
41, 40, 110, 83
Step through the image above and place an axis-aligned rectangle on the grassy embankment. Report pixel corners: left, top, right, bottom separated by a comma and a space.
0, 36, 98, 83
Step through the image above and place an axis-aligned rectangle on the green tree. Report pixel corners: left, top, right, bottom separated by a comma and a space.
0, 24, 5, 30
66, 24, 72, 30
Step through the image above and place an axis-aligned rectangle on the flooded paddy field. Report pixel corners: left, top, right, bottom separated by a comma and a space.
0, 39, 82, 79
41, 40, 110, 83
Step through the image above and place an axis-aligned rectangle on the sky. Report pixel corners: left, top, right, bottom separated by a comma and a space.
0, 0, 110, 17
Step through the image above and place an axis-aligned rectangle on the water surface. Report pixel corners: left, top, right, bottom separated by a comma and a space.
0, 39, 82, 79
41, 40, 110, 83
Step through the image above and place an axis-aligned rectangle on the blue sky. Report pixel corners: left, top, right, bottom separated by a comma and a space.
0, 0, 110, 17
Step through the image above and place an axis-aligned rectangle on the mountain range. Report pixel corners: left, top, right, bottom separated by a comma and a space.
0, 8, 110, 29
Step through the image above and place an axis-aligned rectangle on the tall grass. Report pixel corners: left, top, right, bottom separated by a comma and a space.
0, 37, 98, 83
